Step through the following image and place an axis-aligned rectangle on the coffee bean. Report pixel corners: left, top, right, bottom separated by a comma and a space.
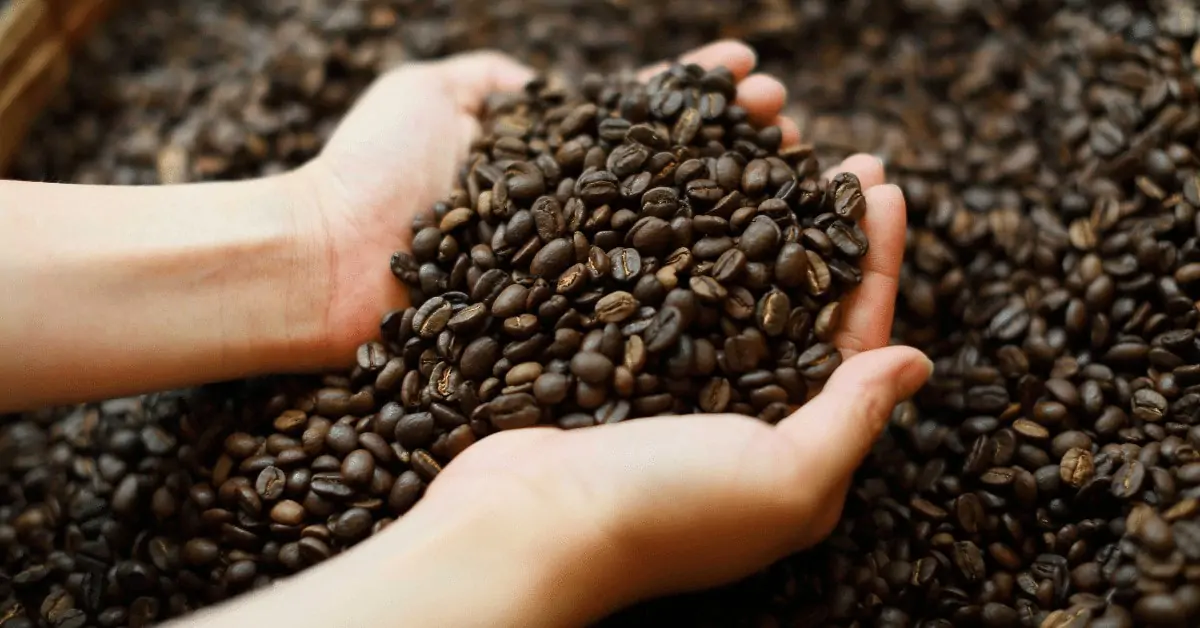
739, 216, 781, 259
491, 283, 529, 318
830, 172, 867, 221
1061, 448, 1095, 488
797, 343, 841, 380
644, 306, 685, 353
325, 424, 358, 457
394, 412, 434, 450
182, 539, 219, 566
571, 352, 614, 384
269, 500, 305, 526
594, 291, 638, 323
410, 450, 441, 483
488, 393, 540, 430
827, 221, 868, 258
255, 467, 286, 501
610, 247, 643, 282
386, 471, 423, 516
341, 450, 375, 486
310, 475, 354, 501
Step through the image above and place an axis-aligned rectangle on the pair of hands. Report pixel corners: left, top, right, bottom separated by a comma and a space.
220, 41, 931, 626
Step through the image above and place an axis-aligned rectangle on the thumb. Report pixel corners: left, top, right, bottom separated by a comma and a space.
426, 51, 537, 114
777, 346, 932, 482
317, 51, 534, 223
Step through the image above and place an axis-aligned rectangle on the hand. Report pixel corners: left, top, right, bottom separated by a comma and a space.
297, 51, 535, 366
296, 41, 806, 368
182, 42, 932, 628
408, 44, 931, 619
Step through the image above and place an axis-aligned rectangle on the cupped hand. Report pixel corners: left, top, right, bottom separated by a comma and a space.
400, 42, 931, 621
270, 40, 931, 627
299, 51, 535, 365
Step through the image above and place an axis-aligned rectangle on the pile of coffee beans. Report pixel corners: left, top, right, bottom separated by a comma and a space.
6, 0, 1200, 627
380, 66, 865, 434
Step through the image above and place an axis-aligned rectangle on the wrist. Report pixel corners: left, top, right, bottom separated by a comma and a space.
289, 156, 413, 369
255, 166, 339, 372
370, 474, 618, 627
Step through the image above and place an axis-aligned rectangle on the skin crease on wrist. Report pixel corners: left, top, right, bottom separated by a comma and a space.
0, 41, 933, 628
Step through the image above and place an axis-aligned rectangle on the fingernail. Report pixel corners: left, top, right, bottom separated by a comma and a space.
920, 355, 935, 379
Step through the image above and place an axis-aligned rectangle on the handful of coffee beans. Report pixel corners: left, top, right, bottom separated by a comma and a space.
379, 65, 868, 447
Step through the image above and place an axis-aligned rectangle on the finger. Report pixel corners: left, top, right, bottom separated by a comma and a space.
774, 116, 802, 147
637, 39, 758, 83
431, 50, 537, 114
736, 74, 787, 127
823, 153, 885, 190
776, 346, 932, 481
832, 183, 907, 355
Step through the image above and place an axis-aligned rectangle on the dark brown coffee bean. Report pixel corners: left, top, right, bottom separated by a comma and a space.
310, 475, 353, 501
325, 424, 358, 457
1133, 594, 1186, 626
732, 213, 782, 259
331, 507, 373, 543
686, 178, 724, 203
742, 159, 770, 195
394, 412, 434, 450
797, 343, 842, 380
488, 393, 540, 430
830, 172, 867, 221
1133, 388, 1168, 422
410, 450, 441, 482
1111, 461, 1146, 499
182, 539, 219, 566
530, 237, 574, 278
255, 467, 287, 501
341, 450, 375, 486
753, 289, 791, 337
610, 247, 643, 282
645, 306, 684, 352
386, 471, 423, 516
827, 220, 868, 258
491, 284, 529, 318
571, 352, 615, 385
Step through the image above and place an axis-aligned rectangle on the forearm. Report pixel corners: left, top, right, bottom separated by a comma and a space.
169, 487, 615, 628
0, 173, 330, 412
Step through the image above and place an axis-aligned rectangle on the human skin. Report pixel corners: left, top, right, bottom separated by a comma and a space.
0, 41, 931, 627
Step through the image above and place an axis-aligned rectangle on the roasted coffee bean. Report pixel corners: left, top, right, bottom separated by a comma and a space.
830, 172, 867, 221
594, 291, 637, 323
610, 247, 643, 282
739, 216, 781, 260
645, 306, 685, 353
254, 467, 286, 501
341, 450, 375, 486
488, 393, 540, 430
571, 352, 614, 384
269, 500, 305, 526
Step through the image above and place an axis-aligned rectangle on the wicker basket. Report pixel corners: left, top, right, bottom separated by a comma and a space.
0, 0, 117, 175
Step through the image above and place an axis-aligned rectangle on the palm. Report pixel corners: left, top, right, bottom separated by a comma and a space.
308, 53, 535, 358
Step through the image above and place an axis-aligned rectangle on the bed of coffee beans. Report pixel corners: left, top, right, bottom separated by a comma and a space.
5, 0, 1200, 627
